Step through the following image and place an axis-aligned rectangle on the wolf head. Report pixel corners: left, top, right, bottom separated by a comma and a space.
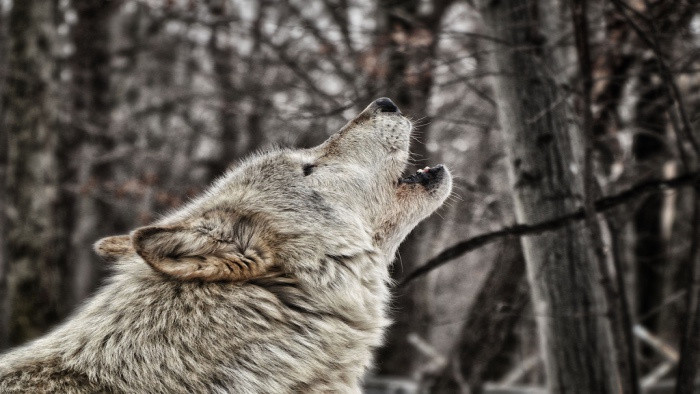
96, 98, 452, 282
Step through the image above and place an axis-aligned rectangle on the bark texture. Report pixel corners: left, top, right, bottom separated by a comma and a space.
208, 0, 240, 176
1, 0, 65, 346
474, 0, 617, 392
675, 194, 700, 394
0, 0, 10, 350
66, 0, 116, 307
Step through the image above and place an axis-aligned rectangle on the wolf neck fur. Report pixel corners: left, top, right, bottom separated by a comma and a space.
3, 249, 391, 392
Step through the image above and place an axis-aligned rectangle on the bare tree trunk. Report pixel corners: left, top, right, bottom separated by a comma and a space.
571, 2, 640, 392
675, 193, 700, 393
473, 0, 617, 392
624, 1, 696, 345
207, 0, 240, 176
0, 0, 10, 350
1, 0, 65, 347
66, 0, 116, 307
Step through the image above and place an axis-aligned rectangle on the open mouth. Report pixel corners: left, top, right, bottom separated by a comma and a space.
398, 165, 445, 190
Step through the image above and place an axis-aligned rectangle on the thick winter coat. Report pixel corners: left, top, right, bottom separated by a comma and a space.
0, 98, 452, 393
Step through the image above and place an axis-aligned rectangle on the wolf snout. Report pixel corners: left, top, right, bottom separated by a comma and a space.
399, 164, 446, 189
372, 97, 400, 114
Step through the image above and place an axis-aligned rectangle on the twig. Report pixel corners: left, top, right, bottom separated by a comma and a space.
610, 0, 700, 159
482, 383, 546, 394
633, 324, 679, 362
607, 216, 643, 393
638, 289, 686, 323
399, 171, 700, 287
499, 354, 541, 385
642, 361, 674, 388
449, 357, 470, 394
284, 2, 361, 99
408, 333, 447, 375
321, 0, 355, 56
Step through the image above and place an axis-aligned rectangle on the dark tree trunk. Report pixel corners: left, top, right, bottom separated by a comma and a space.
1, 0, 65, 348
66, 0, 116, 308
474, 0, 618, 391
674, 194, 700, 394
0, 0, 10, 350
207, 0, 240, 176
622, 0, 696, 349
632, 53, 673, 337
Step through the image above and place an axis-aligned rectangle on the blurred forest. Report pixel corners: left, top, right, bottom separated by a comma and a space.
1, 0, 699, 393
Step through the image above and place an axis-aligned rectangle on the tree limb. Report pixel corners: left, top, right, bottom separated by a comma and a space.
399, 171, 700, 287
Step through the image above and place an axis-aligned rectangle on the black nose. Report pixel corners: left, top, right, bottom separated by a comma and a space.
374, 97, 400, 113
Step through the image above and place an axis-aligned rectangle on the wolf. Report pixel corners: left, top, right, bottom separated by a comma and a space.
0, 98, 452, 393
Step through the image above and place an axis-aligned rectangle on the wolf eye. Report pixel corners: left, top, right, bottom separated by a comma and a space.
303, 164, 315, 176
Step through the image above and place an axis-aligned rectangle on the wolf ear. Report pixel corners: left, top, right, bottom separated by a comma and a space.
131, 214, 274, 282
94, 235, 134, 262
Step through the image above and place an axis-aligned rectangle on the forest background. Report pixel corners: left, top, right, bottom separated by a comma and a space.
1, 0, 699, 393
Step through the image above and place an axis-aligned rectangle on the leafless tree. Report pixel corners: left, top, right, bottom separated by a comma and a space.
473, 0, 619, 391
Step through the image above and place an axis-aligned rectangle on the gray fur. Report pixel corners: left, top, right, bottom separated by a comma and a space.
0, 100, 452, 393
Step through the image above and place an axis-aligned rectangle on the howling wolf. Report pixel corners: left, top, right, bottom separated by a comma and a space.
0, 98, 452, 393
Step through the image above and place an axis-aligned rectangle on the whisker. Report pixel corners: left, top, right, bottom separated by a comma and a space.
448, 193, 464, 203
440, 200, 456, 210
395, 251, 404, 273
411, 121, 432, 129
409, 136, 425, 145
411, 122, 431, 129
409, 129, 425, 138
450, 184, 470, 193
408, 152, 426, 162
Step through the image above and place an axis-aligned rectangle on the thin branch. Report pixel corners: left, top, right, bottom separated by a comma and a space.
610, 0, 700, 159
322, 0, 355, 55
607, 217, 643, 392
261, 38, 342, 106
499, 354, 541, 385
642, 362, 674, 389
424, 0, 458, 26
408, 333, 447, 376
603, 2, 700, 391
634, 324, 679, 362
285, 2, 360, 94
638, 289, 686, 323
572, 1, 640, 392
398, 171, 700, 287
